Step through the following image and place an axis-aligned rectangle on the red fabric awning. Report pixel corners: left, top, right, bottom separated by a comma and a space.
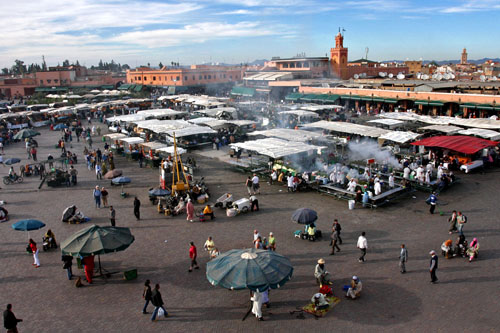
411, 135, 498, 154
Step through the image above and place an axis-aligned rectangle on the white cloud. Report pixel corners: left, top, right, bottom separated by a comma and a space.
440, 0, 500, 13
110, 21, 293, 47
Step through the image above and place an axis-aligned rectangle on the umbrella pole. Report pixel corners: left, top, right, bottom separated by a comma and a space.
242, 290, 253, 321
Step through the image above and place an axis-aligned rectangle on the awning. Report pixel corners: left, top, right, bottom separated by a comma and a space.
477, 104, 494, 110
429, 101, 444, 107
360, 96, 373, 101
383, 98, 398, 104
120, 137, 145, 145
133, 85, 143, 92
372, 97, 385, 102
231, 86, 255, 97
118, 84, 132, 91
414, 100, 430, 105
458, 128, 500, 141
101, 85, 114, 90
285, 93, 303, 101
459, 103, 477, 109
410, 135, 498, 154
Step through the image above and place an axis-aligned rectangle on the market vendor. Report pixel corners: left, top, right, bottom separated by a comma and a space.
203, 204, 215, 220
311, 293, 329, 311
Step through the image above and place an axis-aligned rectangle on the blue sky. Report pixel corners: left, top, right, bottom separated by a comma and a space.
1, 0, 499, 69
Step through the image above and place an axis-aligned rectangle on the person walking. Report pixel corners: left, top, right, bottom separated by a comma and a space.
188, 242, 199, 272
133, 197, 141, 220
399, 244, 408, 274
95, 163, 102, 180
429, 250, 438, 283
245, 176, 252, 195
82, 255, 95, 284
69, 166, 78, 185
62, 255, 73, 280
357, 232, 367, 262
142, 280, 152, 314
333, 219, 342, 244
448, 210, 458, 234
30, 146, 37, 161
427, 192, 437, 214
109, 206, 116, 227
29, 239, 40, 268
268, 232, 276, 251
150, 284, 168, 321
204, 236, 215, 257
93, 186, 102, 208
457, 211, 467, 236
3, 304, 22, 333
100, 187, 108, 207
330, 228, 341, 255
250, 194, 259, 212
252, 173, 260, 194
186, 199, 194, 223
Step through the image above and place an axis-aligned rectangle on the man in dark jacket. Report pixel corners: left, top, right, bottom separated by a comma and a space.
150, 284, 168, 321
133, 197, 141, 220
333, 219, 342, 244
430, 250, 438, 283
3, 304, 22, 333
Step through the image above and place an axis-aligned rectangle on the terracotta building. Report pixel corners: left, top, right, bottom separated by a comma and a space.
126, 65, 244, 87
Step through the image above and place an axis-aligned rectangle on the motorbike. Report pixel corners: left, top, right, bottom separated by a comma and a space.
3, 175, 24, 185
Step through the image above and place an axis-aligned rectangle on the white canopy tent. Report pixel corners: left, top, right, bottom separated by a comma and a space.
248, 128, 326, 142
230, 138, 325, 159
419, 124, 462, 134
457, 128, 500, 141
140, 141, 168, 150
367, 119, 405, 128
305, 120, 391, 138
300, 105, 343, 112
379, 131, 421, 144
120, 137, 144, 145
279, 110, 321, 118
137, 109, 187, 119
164, 126, 217, 137
379, 112, 500, 129
104, 133, 127, 140
156, 146, 187, 155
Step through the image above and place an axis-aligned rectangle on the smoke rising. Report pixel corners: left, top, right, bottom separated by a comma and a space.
348, 139, 401, 168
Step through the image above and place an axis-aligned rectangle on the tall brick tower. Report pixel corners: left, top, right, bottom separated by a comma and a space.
461, 48, 468, 65
330, 31, 348, 79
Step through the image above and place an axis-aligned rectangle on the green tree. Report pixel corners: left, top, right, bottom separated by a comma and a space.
1, 68, 9, 75
62, 59, 70, 67
42, 55, 47, 71
159, 62, 163, 68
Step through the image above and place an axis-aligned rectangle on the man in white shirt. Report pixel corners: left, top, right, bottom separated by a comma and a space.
357, 232, 368, 262
287, 174, 294, 192
253, 230, 261, 244
251, 173, 260, 194
403, 166, 411, 180
388, 173, 395, 188
374, 180, 382, 196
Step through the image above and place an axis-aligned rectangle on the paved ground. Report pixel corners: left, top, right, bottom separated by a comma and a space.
1, 126, 499, 332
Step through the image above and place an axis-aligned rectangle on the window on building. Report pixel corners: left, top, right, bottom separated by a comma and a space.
224, 74, 226, 78
199, 75, 202, 80
153, 76, 156, 81
165, 76, 167, 80
192, 75, 195, 80
204, 75, 207, 79
185, 76, 188, 81
230, 75, 232, 79
40, 80, 43, 84
208, 75, 211, 79
47, 79, 51, 83
176, 76, 180, 81
283, 63, 288, 68
290, 63, 295, 68
143, 77, 146, 80
304, 62, 309, 68
297, 62, 302, 68
54, 79, 58, 83
159, 76, 161, 81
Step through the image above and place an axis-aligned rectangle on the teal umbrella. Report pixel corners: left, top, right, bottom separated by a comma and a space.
13, 129, 40, 140
206, 248, 293, 292
12, 219, 46, 239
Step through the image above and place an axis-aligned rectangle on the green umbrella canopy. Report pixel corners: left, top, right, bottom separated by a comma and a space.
60, 224, 135, 257
206, 248, 293, 292
13, 129, 40, 140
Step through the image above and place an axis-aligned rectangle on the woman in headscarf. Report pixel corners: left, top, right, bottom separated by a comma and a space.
466, 238, 479, 262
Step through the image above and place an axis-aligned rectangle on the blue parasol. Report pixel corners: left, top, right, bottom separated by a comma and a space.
148, 188, 170, 197
12, 219, 46, 239
291, 208, 318, 224
206, 248, 293, 292
54, 123, 68, 130
111, 176, 131, 184
4, 158, 21, 165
